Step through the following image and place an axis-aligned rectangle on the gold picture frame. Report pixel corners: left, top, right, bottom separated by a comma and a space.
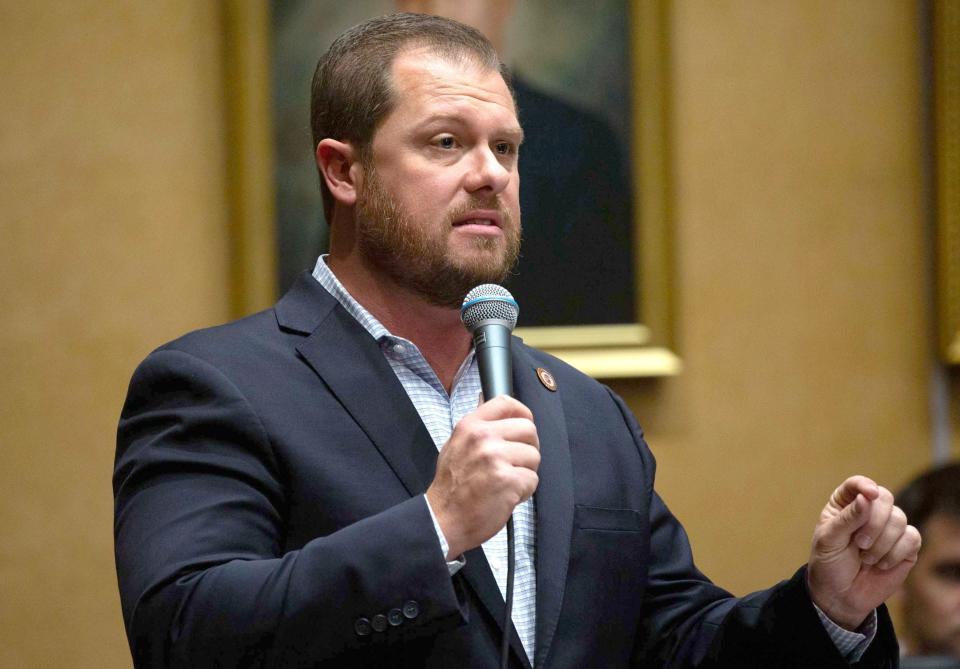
222, 0, 681, 378
936, 0, 960, 363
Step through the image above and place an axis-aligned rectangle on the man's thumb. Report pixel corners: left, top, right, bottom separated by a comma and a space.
816, 493, 870, 552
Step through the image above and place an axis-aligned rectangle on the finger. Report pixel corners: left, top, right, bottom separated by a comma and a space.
512, 468, 539, 503
860, 505, 906, 565
829, 475, 880, 511
816, 493, 871, 551
452, 417, 538, 457
852, 486, 894, 551
487, 417, 540, 449
500, 441, 542, 471
491, 460, 539, 503
876, 525, 922, 571
474, 394, 533, 421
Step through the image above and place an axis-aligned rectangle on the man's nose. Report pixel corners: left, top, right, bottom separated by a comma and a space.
463, 145, 511, 194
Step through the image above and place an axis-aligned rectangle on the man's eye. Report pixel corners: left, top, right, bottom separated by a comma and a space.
933, 564, 960, 582
494, 142, 514, 155
436, 136, 457, 149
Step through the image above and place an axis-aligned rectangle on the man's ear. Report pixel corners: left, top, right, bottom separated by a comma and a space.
316, 139, 361, 206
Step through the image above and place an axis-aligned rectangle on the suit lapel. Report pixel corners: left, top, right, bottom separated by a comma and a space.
513, 343, 574, 669
278, 274, 438, 495
456, 342, 575, 669
458, 547, 531, 668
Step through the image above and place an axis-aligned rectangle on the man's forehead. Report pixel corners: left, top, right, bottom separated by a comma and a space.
389, 47, 516, 114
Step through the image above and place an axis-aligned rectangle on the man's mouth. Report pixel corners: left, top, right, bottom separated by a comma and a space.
452, 210, 503, 230
454, 218, 497, 227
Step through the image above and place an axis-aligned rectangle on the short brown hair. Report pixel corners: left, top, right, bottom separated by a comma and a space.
310, 12, 512, 220
896, 461, 960, 533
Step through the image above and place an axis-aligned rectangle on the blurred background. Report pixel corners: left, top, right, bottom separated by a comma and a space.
1, 1, 956, 665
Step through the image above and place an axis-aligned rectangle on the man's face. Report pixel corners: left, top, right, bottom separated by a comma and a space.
902, 514, 960, 657
354, 47, 522, 308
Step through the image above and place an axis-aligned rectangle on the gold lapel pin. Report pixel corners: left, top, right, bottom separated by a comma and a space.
536, 367, 557, 391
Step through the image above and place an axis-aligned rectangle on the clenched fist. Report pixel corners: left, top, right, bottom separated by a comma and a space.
426, 395, 540, 559
807, 475, 922, 630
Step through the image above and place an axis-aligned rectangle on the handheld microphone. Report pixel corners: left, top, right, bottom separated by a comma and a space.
460, 284, 519, 400
460, 284, 520, 669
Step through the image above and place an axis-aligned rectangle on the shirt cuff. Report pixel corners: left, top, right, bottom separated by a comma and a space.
812, 603, 877, 663
423, 494, 466, 576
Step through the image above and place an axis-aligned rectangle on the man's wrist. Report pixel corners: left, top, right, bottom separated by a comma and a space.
805, 570, 868, 631
813, 603, 877, 662
424, 494, 465, 574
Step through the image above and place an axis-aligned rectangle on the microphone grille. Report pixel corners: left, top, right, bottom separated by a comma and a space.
460, 284, 519, 332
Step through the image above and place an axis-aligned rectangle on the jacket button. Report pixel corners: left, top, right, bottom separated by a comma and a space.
388, 608, 404, 626
402, 600, 420, 619
371, 614, 388, 632
354, 617, 372, 636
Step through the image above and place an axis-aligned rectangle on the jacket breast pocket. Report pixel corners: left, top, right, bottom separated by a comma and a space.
564, 504, 650, 658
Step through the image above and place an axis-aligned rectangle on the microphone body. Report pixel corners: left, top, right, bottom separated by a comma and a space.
472, 322, 513, 399
460, 284, 519, 400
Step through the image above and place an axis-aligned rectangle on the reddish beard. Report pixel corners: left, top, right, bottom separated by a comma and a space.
354, 165, 521, 309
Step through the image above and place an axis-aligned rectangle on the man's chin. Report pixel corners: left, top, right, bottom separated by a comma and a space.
447, 245, 515, 283
452, 262, 512, 290
411, 264, 513, 310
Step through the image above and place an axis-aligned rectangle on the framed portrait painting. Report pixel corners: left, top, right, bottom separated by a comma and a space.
934, 0, 960, 363
225, 0, 680, 377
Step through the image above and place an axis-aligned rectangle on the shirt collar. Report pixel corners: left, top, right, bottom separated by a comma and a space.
311, 255, 391, 343
311, 255, 477, 393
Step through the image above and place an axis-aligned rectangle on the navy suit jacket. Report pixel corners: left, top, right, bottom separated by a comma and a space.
114, 274, 899, 668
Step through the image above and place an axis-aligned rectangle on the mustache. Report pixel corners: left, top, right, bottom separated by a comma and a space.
446, 197, 514, 227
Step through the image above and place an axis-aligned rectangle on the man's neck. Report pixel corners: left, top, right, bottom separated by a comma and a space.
326, 254, 472, 393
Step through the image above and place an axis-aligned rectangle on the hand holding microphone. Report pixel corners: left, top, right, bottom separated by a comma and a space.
426, 395, 540, 559
425, 285, 540, 559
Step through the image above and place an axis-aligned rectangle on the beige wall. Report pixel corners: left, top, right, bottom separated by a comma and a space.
0, 1, 943, 665
615, 0, 934, 597
0, 3, 232, 666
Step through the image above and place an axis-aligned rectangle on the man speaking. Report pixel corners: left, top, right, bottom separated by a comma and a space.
114, 13, 919, 668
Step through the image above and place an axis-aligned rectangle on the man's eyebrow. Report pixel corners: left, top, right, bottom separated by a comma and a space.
414, 114, 525, 142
